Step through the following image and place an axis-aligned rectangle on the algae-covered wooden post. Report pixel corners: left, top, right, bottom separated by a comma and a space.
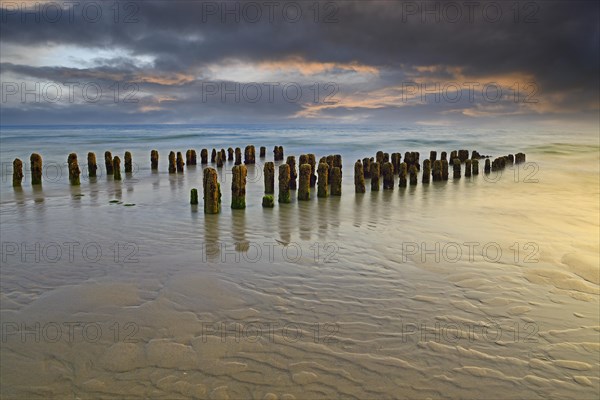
414, 152, 420, 171
317, 162, 329, 198
370, 162, 380, 191
220, 149, 226, 163
472, 150, 480, 159
244, 145, 256, 164
228, 148, 234, 161
484, 158, 491, 173
88, 152, 97, 177
441, 160, 449, 180
124, 151, 133, 173
298, 164, 311, 200
216, 152, 223, 168
68, 153, 81, 185
201, 149, 208, 164
507, 154, 514, 165
330, 166, 342, 196
168, 151, 176, 173
278, 164, 291, 203
262, 195, 274, 207
441, 151, 447, 161
13, 158, 23, 187
515, 153, 526, 164
191, 149, 197, 165
354, 160, 365, 193
450, 151, 458, 162
458, 150, 469, 162
376, 151, 384, 166
190, 188, 199, 205
203, 167, 221, 214
432, 160, 442, 181
235, 147, 242, 165
177, 152, 185, 173
186, 150, 193, 165
472, 159, 479, 175
333, 155, 342, 177
278, 146, 284, 161
362, 157, 371, 179
307, 154, 316, 187
259, 146, 266, 158
30, 153, 42, 185
287, 156, 297, 189
409, 165, 418, 185
264, 161, 275, 194
113, 156, 122, 180
151, 150, 159, 170
382, 162, 394, 189
453, 158, 461, 179
465, 159, 472, 177
422, 159, 431, 183
391, 153, 401, 174
104, 151, 113, 175
399, 162, 407, 187
231, 164, 247, 209
211, 149, 217, 163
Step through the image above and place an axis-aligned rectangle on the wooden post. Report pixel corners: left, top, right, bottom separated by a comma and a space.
177, 152, 185, 173
262, 195, 274, 207
472, 159, 479, 175
422, 159, 431, 183
203, 168, 221, 214
68, 153, 81, 185
399, 162, 407, 187
168, 151, 176, 173
441, 151, 447, 161
317, 162, 329, 198
244, 145, 256, 164
382, 162, 394, 189
362, 157, 371, 178
453, 158, 461, 179
484, 158, 491, 173
13, 158, 23, 187
124, 151, 132, 173
450, 151, 458, 162
113, 156, 121, 180
391, 153, 401, 174
186, 150, 193, 165
376, 151, 384, 166
190, 188, 199, 205
370, 162, 380, 191
441, 160, 449, 180
515, 153, 526, 164
216, 152, 223, 168
458, 150, 469, 162
286, 156, 297, 189
235, 148, 242, 165
278, 164, 291, 203
409, 165, 418, 185
228, 148, 234, 161
88, 152, 97, 177
307, 154, 317, 187
298, 164, 311, 200
465, 159, 472, 177
354, 160, 365, 193
429, 151, 437, 162
432, 160, 442, 181
104, 151, 113, 175
231, 165, 247, 209
330, 166, 342, 196
211, 149, 217, 163
200, 149, 208, 164
151, 150, 159, 170
264, 162, 275, 194
190, 150, 197, 165
259, 146, 266, 158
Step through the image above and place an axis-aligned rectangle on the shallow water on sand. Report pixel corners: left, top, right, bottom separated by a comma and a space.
1, 125, 598, 399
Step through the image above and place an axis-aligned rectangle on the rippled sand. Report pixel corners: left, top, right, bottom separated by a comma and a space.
1, 130, 598, 399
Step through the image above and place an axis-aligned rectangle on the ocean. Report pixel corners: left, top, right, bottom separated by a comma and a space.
1, 124, 598, 399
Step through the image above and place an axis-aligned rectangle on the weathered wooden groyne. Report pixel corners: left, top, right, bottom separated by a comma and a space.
12, 146, 526, 214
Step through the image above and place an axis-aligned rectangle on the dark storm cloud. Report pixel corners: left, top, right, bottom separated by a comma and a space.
0, 0, 598, 124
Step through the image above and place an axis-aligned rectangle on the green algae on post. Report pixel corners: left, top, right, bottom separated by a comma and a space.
264, 162, 275, 194
244, 145, 256, 164
201, 149, 208, 164
432, 160, 442, 181
298, 163, 311, 200
382, 162, 394, 189
113, 156, 122, 181
306, 154, 316, 187
262, 195, 274, 208
330, 166, 342, 196
190, 188, 199, 205
398, 162, 407, 187
186, 149, 197, 166
354, 160, 365, 193
13, 158, 23, 187
370, 161, 380, 191
286, 156, 297, 189
278, 164, 291, 203
68, 153, 81, 185
124, 151, 132, 173
168, 151, 176, 173
422, 159, 431, 183
88, 152, 97, 177
409, 164, 418, 185
317, 162, 329, 198
104, 151, 113, 175
203, 167, 221, 214
231, 164, 248, 209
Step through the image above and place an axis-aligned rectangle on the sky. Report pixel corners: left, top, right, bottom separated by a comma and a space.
0, 0, 598, 129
